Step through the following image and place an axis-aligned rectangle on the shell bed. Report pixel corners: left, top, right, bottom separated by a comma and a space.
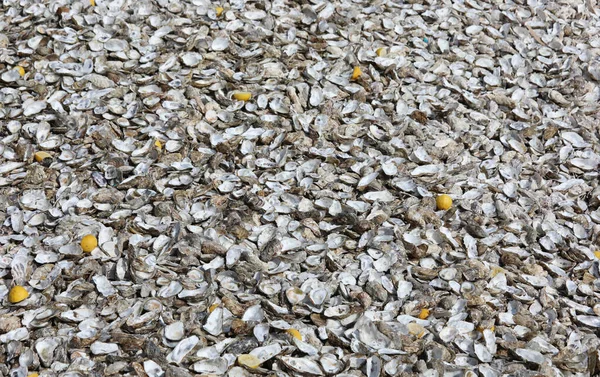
0, 0, 600, 376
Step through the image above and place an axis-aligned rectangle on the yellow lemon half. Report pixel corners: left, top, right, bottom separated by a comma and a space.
80, 234, 98, 253
233, 92, 252, 101
8, 286, 29, 303
34, 151, 53, 166
286, 328, 303, 341
436, 194, 452, 210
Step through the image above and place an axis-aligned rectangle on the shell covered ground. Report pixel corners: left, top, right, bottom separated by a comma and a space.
1, 0, 600, 376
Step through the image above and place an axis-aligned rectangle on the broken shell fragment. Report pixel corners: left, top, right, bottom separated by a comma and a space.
238, 354, 261, 369
280, 356, 324, 375
407, 322, 426, 338
286, 287, 305, 304
351, 66, 362, 80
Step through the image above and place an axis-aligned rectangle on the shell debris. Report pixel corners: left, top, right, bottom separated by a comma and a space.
0, 0, 599, 375
237, 354, 261, 369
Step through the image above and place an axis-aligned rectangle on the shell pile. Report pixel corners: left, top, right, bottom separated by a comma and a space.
1, 0, 600, 376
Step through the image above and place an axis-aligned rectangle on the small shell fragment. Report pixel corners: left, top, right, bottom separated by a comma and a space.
280, 356, 324, 375
238, 354, 261, 369
407, 322, 426, 338
351, 66, 362, 80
